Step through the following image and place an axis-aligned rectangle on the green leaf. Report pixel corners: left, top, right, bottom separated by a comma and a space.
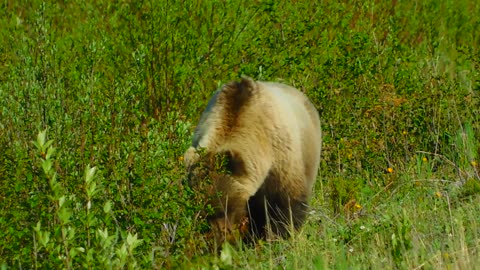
58, 206, 72, 225
31, 140, 41, 151
37, 130, 47, 148
69, 247, 85, 259
126, 233, 143, 253
98, 228, 109, 240
59, 195, 66, 208
87, 181, 98, 198
43, 139, 54, 151
103, 200, 112, 213
40, 231, 50, 248
68, 227, 76, 240
220, 242, 234, 266
41, 159, 52, 174
85, 165, 96, 185
45, 146, 56, 159
116, 244, 128, 262
34, 221, 41, 232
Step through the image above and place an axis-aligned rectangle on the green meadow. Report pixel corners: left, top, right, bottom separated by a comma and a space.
1, 0, 479, 269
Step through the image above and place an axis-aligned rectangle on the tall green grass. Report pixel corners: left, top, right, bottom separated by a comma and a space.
0, 0, 479, 268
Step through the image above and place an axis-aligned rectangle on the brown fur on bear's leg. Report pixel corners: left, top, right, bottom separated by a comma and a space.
210, 217, 249, 246
207, 190, 252, 246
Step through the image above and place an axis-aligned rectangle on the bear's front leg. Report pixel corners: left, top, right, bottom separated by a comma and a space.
208, 155, 271, 245
209, 187, 251, 245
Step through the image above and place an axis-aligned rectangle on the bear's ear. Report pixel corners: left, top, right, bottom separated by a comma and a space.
221, 77, 257, 114
240, 75, 255, 85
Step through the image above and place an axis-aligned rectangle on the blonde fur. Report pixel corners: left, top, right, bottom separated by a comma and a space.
185, 77, 322, 243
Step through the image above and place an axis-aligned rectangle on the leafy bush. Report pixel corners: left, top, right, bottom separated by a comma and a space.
1, 0, 479, 268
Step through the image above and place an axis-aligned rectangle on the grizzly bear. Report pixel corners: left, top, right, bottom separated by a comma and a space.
184, 77, 322, 244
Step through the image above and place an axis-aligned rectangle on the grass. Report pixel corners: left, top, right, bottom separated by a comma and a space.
0, 0, 479, 269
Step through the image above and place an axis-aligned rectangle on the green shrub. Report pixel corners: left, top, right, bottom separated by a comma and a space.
0, 0, 479, 268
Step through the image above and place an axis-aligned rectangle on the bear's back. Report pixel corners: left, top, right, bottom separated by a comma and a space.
256, 81, 322, 192
256, 81, 321, 137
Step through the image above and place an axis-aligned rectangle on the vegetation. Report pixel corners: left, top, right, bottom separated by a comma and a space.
1, 0, 479, 269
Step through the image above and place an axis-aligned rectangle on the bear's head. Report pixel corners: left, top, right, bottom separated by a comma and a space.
183, 147, 249, 244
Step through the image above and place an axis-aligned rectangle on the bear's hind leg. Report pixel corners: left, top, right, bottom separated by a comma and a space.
247, 191, 309, 240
